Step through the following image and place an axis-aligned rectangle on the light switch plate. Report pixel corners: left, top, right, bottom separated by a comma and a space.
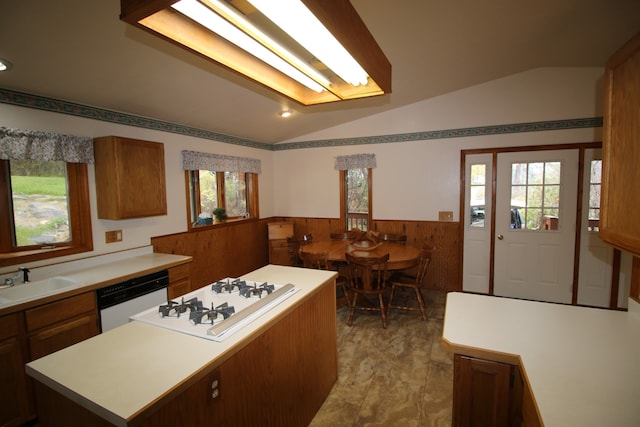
105, 230, 122, 243
439, 211, 453, 222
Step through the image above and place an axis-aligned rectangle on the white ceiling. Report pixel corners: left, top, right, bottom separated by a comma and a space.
0, 0, 638, 144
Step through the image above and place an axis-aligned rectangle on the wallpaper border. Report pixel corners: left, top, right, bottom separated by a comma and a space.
1, 88, 602, 152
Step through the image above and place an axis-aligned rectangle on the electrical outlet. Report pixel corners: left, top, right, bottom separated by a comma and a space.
439, 211, 453, 222
105, 230, 122, 243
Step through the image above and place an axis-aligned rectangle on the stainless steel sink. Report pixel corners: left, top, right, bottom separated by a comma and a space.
0, 276, 79, 302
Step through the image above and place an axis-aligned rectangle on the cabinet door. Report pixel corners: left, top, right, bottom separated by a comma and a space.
269, 239, 292, 265
453, 355, 514, 427
600, 33, 640, 256
0, 313, 30, 425
94, 136, 167, 219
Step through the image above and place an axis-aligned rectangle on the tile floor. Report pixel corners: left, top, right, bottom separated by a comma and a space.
309, 289, 453, 427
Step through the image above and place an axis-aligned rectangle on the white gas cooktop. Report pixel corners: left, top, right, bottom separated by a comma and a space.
130, 278, 297, 341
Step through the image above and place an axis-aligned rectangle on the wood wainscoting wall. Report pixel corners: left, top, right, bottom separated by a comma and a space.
151, 217, 461, 292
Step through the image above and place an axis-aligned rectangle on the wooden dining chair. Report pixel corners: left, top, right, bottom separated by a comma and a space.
386, 244, 435, 320
299, 249, 350, 305
330, 229, 362, 241
287, 233, 313, 266
376, 233, 407, 245
345, 252, 390, 328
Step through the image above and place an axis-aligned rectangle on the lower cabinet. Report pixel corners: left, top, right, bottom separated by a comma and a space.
453, 354, 525, 427
168, 263, 192, 299
3, 291, 100, 426
0, 313, 30, 426
26, 292, 100, 360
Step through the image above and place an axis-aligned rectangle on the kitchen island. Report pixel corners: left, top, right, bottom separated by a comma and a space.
442, 292, 640, 427
26, 265, 338, 427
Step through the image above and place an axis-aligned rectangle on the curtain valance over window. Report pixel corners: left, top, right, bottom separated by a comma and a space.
182, 150, 261, 174
334, 153, 377, 170
0, 127, 94, 163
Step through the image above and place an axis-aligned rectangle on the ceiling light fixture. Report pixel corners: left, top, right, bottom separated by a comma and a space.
279, 110, 292, 118
0, 58, 12, 72
120, 0, 391, 105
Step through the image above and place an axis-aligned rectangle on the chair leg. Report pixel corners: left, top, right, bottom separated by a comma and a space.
415, 288, 427, 321
378, 292, 387, 329
340, 281, 350, 306
386, 284, 397, 316
347, 293, 357, 326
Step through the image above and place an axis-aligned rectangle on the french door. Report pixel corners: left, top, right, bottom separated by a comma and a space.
461, 144, 630, 307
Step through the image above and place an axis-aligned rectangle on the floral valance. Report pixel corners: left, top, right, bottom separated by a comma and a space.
182, 150, 261, 174
0, 127, 94, 163
334, 153, 377, 170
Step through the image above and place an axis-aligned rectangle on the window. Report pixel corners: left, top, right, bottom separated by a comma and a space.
510, 161, 561, 230
469, 164, 486, 228
182, 150, 260, 229
0, 159, 93, 267
588, 159, 602, 232
186, 170, 258, 228
340, 168, 372, 231
335, 153, 376, 232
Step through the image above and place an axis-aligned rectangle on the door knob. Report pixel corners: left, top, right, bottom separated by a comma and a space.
497, 234, 504, 240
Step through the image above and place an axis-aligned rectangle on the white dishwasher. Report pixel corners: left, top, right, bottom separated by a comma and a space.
96, 269, 168, 332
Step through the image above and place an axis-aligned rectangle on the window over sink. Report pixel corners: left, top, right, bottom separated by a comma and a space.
0, 159, 93, 267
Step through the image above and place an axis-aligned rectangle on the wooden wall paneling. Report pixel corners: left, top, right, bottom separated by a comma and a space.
152, 217, 460, 292
151, 219, 270, 289
274, 217, 461, 291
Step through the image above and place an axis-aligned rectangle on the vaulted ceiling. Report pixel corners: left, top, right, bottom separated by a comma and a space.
0, 0, 638, 144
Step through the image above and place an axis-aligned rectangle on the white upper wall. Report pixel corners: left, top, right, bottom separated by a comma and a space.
0, 67, 603, 271
273, 67, 604, 221
0, 104, 274, 270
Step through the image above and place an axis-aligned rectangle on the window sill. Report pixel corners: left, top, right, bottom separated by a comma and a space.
0, 244, 93, 268
188, 217, 257, 232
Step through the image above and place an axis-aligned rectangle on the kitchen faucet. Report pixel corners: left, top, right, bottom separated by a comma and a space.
19, 267, 30, 283
1, 268, 30, 289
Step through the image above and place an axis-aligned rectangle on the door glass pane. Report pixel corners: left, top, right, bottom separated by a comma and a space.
469, 164, 486, 227
510, 161, 562, 231
528, 162, 544, 185
10, 160, 71, 246
588, 160, 602, 231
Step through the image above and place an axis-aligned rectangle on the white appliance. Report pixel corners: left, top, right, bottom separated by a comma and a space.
130, 278, 297, 341
96, 270, 169, 333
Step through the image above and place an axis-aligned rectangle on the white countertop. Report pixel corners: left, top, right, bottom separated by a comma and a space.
0, 251, 192, 314
26, 265, 337, 427
442, 292, 640, 427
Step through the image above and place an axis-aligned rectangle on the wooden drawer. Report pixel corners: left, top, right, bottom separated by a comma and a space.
26, 293, 96, 332
168, 278, 191, 299
0, 313, 19, 340
169, 263, 191, 282
28, 313, 99, 360
268, 222, 293, 240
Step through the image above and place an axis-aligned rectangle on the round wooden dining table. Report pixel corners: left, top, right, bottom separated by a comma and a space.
299, 240, 420, 270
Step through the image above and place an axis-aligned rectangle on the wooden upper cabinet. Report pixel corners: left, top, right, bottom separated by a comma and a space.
600, 33, 640, 257
94, 136, 167, 219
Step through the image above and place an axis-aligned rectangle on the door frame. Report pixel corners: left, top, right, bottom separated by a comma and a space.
458, 141, 620, 306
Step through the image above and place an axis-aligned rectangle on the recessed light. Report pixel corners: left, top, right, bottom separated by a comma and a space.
280, 110, 292, 118
0, 58, 12, 72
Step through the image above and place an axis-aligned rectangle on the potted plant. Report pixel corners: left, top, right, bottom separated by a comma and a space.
213, 207, 228, 223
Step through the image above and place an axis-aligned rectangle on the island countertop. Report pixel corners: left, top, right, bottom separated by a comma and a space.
26, 265, 337, 427
442, 292, 640, 427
